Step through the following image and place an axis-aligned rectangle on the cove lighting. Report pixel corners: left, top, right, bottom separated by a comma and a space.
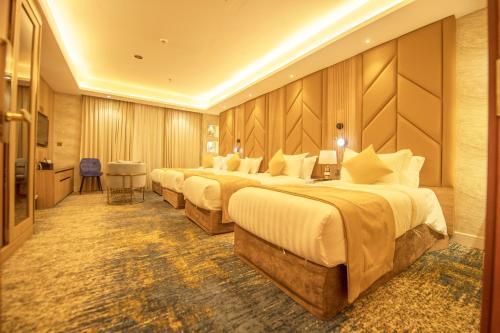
40, 0, 412, 111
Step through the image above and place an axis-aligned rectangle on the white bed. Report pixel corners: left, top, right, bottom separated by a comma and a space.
159, 167, 221, 193
183, 172, 308, 211
228, 180, 447, 267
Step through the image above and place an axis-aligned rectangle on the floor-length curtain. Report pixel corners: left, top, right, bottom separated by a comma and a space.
164, 108, 201, 168
131, 104, 165, 186
80, 96, 135, 186
80, 96, 202, 190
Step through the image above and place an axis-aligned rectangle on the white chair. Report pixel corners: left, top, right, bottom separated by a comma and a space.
106, 161, 146, 204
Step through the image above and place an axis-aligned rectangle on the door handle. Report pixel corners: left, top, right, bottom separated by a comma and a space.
5, 109, 31, 123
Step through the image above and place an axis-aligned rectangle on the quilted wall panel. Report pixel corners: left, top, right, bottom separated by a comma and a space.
361, 18, 455, 187
244, 95, 267, 171
218, 109, 234, 156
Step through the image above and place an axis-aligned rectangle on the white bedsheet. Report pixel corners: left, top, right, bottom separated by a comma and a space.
159, 168, 220, 192
228, 181, 447, 268
183, 173, 307, 210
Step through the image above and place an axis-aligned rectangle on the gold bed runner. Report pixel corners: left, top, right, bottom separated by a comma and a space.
168, 168, 212, 180
191, 174, 260, 223
255, 184, 396, 303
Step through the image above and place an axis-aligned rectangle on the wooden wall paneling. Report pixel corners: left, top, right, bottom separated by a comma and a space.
397, 21, 443, 186
267, 87, 285, 162
36, 78, 54, 163
219, 108, 235, 155
361, 40, 397, 153
234, 104, 245, 153
285, 79, 303, 155
243, 95, 267, 170
442, 16, 457, 187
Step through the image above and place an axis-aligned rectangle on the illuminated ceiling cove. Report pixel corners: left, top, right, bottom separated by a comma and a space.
39, 0, 413, 111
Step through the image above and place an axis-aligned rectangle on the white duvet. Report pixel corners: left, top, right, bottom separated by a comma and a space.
228, 181, 447, 268
159, 168, 221, 192
183, 173, 308, 211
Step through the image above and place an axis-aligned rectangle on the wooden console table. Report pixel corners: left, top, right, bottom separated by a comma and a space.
36, 166, 75, 209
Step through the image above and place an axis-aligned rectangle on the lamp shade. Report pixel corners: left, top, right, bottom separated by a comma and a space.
318, 150, 337, 165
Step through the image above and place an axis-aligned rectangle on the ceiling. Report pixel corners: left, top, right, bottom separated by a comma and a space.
39, 0, 486, 114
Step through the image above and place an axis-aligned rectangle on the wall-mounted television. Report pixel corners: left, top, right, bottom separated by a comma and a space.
37, 111, 49, 147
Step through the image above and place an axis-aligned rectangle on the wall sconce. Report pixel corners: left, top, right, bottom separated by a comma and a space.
336, 137, 346, 148
233, 139, 243, 155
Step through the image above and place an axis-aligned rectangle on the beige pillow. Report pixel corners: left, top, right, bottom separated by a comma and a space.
237, 158, 251, 174
268, 149, 285, 176
201, 154, 213, 168
342, 145, 393, 184
226, 153, 240, 171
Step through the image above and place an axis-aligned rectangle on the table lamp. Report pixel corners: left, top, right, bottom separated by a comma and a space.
318, 150, 337, 179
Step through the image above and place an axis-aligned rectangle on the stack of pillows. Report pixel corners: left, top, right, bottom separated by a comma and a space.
267, 149, 318, 180
340, 145, 425, 187
201, 153, 263, 174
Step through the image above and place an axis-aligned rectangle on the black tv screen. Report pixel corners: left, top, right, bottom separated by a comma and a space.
37, 112, 49, 147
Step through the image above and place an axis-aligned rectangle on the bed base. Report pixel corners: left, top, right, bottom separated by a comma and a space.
185, 200, 234, 235
152, 181, 162, 195
234, 223, 446, 320
162, 187, 185, 209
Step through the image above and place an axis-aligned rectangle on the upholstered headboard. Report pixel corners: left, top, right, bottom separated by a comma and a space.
361, 18, 455, 187
284, 71, 324, 177
219, 16, 455, 186
219, 108, 234, 156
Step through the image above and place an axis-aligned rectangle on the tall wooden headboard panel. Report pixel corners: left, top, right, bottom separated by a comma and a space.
244, 95, 267, 171
219, 108, 234, 155
284, 71, 324, 177
361, 17, 455, 187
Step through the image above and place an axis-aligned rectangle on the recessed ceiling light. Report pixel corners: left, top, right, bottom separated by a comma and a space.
365, 38, 371, 44
160, 38, 168, 44
290, 74, 295, 78
106, 95, 111, 98
134, 54, 143, 60
248, 93, 252, 97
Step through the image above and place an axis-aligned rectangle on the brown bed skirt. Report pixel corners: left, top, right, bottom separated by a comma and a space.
234, 224, 447, 320
185, 200, 234, 235
152, 181, 162, 196
162, 187, 185, 209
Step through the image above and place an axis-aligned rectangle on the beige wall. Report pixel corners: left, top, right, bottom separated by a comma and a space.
453, 9, 488, 249
53, 93, 82, 191
36, 78, 54, 163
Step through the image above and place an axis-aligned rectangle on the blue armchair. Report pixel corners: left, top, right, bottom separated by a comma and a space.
79, 158, 103, 193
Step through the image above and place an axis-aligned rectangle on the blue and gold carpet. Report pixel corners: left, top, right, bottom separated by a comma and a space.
1, 192, 483, 332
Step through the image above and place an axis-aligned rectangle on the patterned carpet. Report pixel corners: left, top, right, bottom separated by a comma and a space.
1, 192, 483, 332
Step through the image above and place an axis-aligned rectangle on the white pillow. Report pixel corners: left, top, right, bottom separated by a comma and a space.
221, 156, 231, 170
213, 156, 223, 170
341, 148, 413, 184
282, 153, 308, 177
237, 158, 251, 174
301, 156, 317, 179
400, 156, 425, 187
248, 157, 263, 174
376, 149, 413, 184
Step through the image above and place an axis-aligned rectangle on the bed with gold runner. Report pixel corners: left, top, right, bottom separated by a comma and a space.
228, 182, 449, 319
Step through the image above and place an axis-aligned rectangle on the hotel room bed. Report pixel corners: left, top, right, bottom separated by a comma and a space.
227, 181, 449, 319
159, 168, 221, 208
182, 173, 308, 234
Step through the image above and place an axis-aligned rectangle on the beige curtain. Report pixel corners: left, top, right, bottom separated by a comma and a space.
80, 96, 201, 189
164, 108, 201, 168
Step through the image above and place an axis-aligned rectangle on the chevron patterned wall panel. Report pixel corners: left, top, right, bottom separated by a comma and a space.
361, 19, 454, 187
361, 41, 397, 153
285, 71, 323, 156
397, 21, 443, 186
267, 87, 285, 161
244, 95, 267, 171
219, 109, 234, 156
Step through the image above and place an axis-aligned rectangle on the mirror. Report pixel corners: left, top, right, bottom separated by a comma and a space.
14, 6, 34, 225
